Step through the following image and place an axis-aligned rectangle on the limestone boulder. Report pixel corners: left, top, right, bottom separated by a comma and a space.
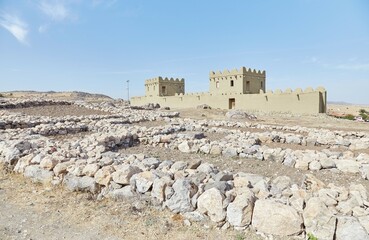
335, 216, 369, 240
360, 164, 369, 180
178, 141, 191, 153
24, 165, 54, 184
197, 188, 226, 223
222, 147, 238, 157
165, 178, 197, 213
170, 161, 188, 171
82, 163, 100, 177
63, 173, 100, 193
303, 197, 337, 240
40, 156, 59, 170
94, 166, 115, 186
226, 189, 255, 227
335, 159, 360, 173
111, 165, 142, 185
53, 161, 72, 176
130, 171, 156, 193
13, 154, 34, 173
108, 186, 135, 200
210, 144, 222, 155
358, 215, 369, 233
270, 176, 291, 195
252, 199, 303, 236
152, 177, 173, 205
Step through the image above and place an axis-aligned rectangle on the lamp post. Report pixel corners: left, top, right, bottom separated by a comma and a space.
126, 80, 130, 102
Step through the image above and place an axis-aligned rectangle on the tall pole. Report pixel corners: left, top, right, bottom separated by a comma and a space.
126, 80, 130, 102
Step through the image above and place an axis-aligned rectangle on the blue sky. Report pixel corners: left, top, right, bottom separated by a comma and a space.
0, 0, 368, 104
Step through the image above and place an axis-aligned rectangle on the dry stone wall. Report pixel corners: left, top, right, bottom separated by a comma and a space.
0, 99, 369, 239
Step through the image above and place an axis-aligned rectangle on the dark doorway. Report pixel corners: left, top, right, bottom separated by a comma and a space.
229, 98, 235, 109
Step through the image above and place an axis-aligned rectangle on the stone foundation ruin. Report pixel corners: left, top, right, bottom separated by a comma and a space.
1, 98, 369, 239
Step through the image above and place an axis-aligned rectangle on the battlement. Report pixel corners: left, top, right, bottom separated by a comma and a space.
265, 87, 326, 95
209, 66, 266, 78
145, 76, 184, 85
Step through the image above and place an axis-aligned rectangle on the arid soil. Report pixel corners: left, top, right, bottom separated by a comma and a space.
7, 105, 109, 117
0, 168, 267, 240
1, 102, 368, 240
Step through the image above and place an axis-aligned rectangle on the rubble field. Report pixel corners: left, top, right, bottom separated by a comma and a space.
1, 98, 369, 240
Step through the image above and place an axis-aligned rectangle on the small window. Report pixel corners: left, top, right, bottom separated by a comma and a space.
230, 80, 234, 87
216, 81, 219, 88
261, 81, 263, 88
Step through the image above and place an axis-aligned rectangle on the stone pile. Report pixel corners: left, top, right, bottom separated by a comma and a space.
0, 98, 72, 109
0, 98, 369, 239
1, 133, 369, 239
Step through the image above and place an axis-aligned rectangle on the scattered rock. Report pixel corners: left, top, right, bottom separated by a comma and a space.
252, 199, 303, 236
197, 188, 226, 223
335, 216, 369, 240
165, 179, 197, 213
226, 189, 255, 227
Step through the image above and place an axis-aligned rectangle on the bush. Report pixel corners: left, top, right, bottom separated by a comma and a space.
307, 233, 318, 240
359, 109, 368, 114
342, 114, 355, 120
360, 113, 368, 120
0, 93, 4, 98
234, 233, 245, 240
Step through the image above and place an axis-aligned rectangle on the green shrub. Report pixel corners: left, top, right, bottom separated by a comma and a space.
360, 113, 368, 120
342, 114, 355, 120
0, 93, 4, 98
307, 233, 318, 240
359, 109, 368, 114
234, 233, 245, 240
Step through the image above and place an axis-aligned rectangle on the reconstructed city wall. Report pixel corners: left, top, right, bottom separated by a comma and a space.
131, 87, 327, 114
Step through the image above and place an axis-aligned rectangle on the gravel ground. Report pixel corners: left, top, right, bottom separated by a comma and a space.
6, 105, 109, 117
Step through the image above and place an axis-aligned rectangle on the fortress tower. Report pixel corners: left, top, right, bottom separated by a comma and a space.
145, 77, 185, 97
209, 67, 266, 95
131, 66, 326, 114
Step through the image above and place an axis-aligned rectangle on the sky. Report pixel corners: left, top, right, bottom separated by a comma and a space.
0, 0, 369, 104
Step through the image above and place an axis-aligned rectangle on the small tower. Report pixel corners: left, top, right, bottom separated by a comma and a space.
209, 67, 266, 95
145, 77, 185, 97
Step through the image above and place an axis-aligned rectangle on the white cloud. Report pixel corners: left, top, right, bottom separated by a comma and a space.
302, 56, 320, 64
0, 12, 29, 45
38, 23, 49, 33
335, 63, 369, 71
39, 0, 69, 21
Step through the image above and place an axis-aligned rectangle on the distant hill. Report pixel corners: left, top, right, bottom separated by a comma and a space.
0, 91, 113, 101
327, 101, 353, 105
328, 101, 369, 107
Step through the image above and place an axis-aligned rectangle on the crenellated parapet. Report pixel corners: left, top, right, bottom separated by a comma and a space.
209, 67, 266, 78
265, 87, 326, 95
145, 77, 184, 85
